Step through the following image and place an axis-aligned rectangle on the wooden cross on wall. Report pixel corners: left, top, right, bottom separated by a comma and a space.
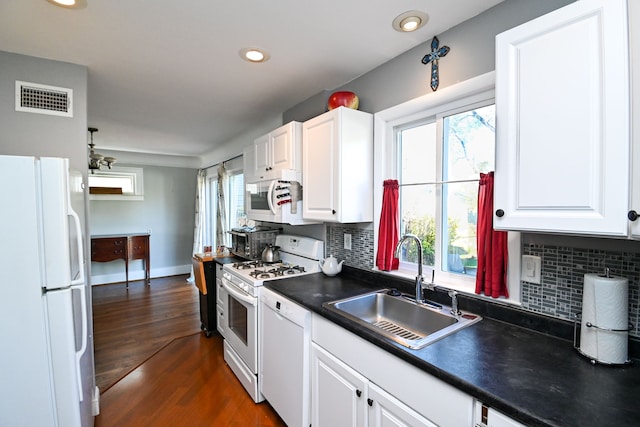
421, 36, 450, 91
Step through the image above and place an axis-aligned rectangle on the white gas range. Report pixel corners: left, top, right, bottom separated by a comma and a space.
219, 234, 323, 403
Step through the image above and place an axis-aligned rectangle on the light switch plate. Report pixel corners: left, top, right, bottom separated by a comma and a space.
344, 233, 352, 250
521, 255, 541, 284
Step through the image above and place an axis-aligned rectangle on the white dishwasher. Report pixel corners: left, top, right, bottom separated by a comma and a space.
260, 287, 311, 427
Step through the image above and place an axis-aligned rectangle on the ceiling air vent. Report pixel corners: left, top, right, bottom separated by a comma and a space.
15, 80, 73, 117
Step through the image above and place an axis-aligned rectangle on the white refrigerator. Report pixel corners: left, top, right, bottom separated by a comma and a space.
0, 155, 98, 426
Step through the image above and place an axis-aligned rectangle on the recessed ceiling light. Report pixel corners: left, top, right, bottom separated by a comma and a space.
392, 11, 429, 32
239, 48, 270, 63
45, 0, 87, 9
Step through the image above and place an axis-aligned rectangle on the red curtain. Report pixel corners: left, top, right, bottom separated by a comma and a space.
376, 179, 400, 271
475, 172, 509, 298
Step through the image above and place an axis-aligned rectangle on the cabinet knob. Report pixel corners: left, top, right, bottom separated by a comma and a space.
628, 210, 639, 221
332, 209, 336, 215
367, 398, 373, 407
495, 209, 504, 217
356, 389, 362, 397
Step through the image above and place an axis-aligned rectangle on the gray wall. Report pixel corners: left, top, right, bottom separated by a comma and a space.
89, 165, 197, 284
0, 51, 88, 171
284, 0, 575, 122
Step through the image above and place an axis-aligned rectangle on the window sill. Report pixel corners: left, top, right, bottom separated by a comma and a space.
89, 194, 144, 201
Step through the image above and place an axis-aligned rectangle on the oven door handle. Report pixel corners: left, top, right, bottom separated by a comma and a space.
222, 280, 258, 307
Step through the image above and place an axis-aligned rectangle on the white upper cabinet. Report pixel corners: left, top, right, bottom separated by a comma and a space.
302, 107, 373, 223
494, 0, 632, 236
247, 121, 302, 181
630, 0, 640, 238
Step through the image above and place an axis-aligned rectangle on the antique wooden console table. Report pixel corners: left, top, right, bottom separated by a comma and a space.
91, 233, 150, 287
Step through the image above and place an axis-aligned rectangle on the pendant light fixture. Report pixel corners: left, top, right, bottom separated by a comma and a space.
88, 127, 116, 173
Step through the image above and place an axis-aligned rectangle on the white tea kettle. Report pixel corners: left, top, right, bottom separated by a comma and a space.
319, 255, 344, 276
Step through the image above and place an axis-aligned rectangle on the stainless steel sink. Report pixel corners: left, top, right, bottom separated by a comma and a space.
323, 290, 481, 349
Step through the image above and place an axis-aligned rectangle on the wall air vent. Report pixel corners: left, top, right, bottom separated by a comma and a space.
15, 80, 73, 117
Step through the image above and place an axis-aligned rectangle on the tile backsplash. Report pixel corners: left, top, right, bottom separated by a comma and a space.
326, 224, 640, 340
522, 243, 639, 339
325, 225, 374, 270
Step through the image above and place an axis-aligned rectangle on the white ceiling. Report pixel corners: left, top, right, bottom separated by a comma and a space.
0, 0, 504, 158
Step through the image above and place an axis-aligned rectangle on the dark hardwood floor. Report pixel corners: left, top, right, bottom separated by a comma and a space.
92, 275, 202, 391
92, 275, 285, 426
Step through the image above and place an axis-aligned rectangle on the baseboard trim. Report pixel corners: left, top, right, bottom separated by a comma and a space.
90, 264, 190, 285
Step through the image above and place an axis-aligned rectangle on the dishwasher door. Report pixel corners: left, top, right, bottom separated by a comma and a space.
259, 287, 311, 427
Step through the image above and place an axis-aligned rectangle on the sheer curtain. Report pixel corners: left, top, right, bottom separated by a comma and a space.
376, 179, 400, 271
475, 172, 509, 298
187, 169, 207, 283
216, 162, 228, 248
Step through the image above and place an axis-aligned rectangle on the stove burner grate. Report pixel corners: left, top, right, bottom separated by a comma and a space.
244, 263, 307, 279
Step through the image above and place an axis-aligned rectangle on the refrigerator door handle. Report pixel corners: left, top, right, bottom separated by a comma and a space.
74, 284, 88, 401
68, 204, 84, 286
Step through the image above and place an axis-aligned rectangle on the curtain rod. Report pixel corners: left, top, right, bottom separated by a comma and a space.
400, 178, 480, 187
202, 153, 242, 171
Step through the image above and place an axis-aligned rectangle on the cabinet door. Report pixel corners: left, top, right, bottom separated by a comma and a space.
368, 383, 436, 427
254, 133, 271, 179
630, 0, 640, 239
243, 145, 257, 182
128, 235, 148, 261
270, 123, 295, 172
494, 0, 630, 236
303, 112, 338, 221
311, 343, 367, 427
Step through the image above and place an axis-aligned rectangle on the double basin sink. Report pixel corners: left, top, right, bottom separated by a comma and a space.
323, 289, 481, 349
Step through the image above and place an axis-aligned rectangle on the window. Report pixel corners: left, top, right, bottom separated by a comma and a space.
374, 72, 521, 303
205, 157, 245, 249
396, 104, 495, 288
228, 171, 245, 233
88, 166, 144, 200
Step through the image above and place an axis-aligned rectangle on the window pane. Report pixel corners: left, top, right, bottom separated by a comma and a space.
88, 175, 134, 193
398, 121, 436, 266
228, 173, 245, 229
400, 122, 437, 184
441, 104, 495, 276
400, 184, 436, 266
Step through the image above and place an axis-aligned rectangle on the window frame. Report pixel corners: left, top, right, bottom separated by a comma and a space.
88, 166, 144, 201
373, 71, 522, 305
204, 158, 245, 249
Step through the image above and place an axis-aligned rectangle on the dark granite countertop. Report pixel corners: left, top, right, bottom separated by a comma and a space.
265, 271, 640, 427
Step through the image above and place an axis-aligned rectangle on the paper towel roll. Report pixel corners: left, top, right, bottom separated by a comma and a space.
580, 273, 629, 364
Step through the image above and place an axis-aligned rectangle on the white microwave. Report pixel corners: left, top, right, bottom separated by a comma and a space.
245, 169, 317, 225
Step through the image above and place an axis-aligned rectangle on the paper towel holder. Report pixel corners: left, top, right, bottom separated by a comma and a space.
573, 312, 634, 366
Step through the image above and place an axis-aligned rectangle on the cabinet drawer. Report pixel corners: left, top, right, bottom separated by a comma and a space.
91, 237, 126, 262
128, 235, 148, 260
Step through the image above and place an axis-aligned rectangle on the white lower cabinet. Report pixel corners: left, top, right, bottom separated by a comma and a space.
368, 382, 436, 427
311, 343, 435, 427
311, 314, 474, 427
311, 343, 367, 427
473, 401, 526, 427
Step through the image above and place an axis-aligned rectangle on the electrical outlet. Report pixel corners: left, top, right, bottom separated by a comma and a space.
521, 255, 541, 284
344, 233, 352, 250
